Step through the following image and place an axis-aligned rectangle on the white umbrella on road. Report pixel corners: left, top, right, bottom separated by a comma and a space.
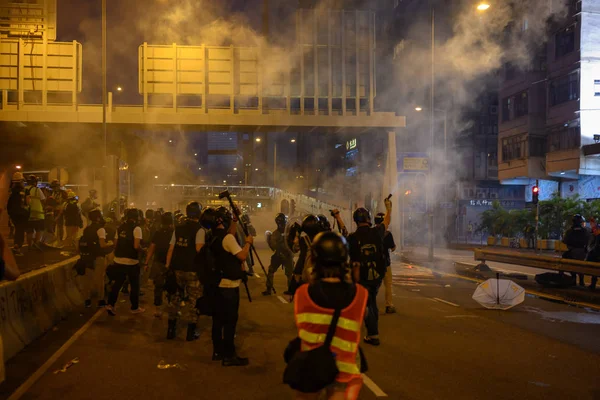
472, 274, 525, 310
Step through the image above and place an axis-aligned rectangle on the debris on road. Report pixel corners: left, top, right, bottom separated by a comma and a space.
53, 357, 80, 374
529, 381, 551, 388
157, 360, 186, 370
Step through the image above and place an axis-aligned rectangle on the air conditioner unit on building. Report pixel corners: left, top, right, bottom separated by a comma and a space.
489, 106, 498, 115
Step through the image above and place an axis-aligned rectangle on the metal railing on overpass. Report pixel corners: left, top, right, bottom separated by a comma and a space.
474, 248, 600, 277
154, 184, 274, 200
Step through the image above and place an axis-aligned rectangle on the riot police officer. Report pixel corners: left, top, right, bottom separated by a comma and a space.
263, 213, 293, 296
106, 208, 144, 316
287, 215, 322, 294
165, 202, 205, 341
81, 209, 112, 308
206, 206, 253, 366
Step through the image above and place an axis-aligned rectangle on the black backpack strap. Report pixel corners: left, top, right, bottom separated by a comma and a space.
324, 308, 342, 347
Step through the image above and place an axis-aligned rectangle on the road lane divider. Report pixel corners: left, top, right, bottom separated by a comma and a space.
0, 256, 100, 385
432, 298, 460, 307
277, 296, 288, 304
362, 374, 388, 397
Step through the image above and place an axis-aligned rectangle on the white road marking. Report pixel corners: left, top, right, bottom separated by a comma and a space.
445, 315, 479, 319
362, 374, 388, 397
432, 298, 460, 307
8, 308, 105, 400
277, 296, 288, 304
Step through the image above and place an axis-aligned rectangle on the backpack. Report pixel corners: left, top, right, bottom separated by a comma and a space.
195, 232, 221, 286
351, 229, 385, 281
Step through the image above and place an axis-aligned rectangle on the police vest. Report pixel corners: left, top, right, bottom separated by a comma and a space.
81, 222, 103, 260
212, 229, 244, 281
171, 221, 201, 272
152, 228, 173, 265
114, 221, 138, 260
294, 283, 368, 383
27, 187, 44, 221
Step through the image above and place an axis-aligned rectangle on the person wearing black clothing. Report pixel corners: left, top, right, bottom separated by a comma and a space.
7, 173, 29, 256
347, 198, 392, 346
375, 212, 397, 314
263, 213, 294, 296
287, 215, 322, 294
165, 202, 205, 341
80, 210, 112, 308
106, 208, 144, 316
203, 207, 253, 366
144, 212, 174, 318
562, 214, 591, 286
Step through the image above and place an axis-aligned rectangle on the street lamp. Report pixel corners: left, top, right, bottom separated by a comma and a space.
290, 139, 296, 143
154, 175, 158, 179
116, 86, 123, 92
425, 2, 490, 260
255, 137, 262, 143
233, 167, 238, 171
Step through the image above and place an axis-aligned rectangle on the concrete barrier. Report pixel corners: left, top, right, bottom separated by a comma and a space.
0, 256, 98, 384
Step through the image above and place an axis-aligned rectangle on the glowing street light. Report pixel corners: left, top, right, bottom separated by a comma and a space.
255, 137, 262, 143
171, 183, 175, 187
233, 167, 238, 171
415, 107, 423, 112
15, 165, 22, 170
290, 139, 296, 143
194, 153, 197, 156
116, 86, 123, 92
154, 175, 158, 179
477, 3, 491, 11
255, 168, 259, 171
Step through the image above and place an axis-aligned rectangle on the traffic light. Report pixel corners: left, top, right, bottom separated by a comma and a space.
532, 186, 539, 204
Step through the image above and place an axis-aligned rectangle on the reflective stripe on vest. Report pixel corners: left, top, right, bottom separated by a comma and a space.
294, 283, 368, 382
296, 312, 361, 333
28, 187, 44, 220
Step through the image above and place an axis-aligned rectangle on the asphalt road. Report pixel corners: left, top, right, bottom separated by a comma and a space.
3, 242, 600, 400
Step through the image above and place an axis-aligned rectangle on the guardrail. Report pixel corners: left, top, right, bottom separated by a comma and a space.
474, 248, 600, 276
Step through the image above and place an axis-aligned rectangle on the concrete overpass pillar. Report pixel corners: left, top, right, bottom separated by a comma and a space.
384, 131, 401, 244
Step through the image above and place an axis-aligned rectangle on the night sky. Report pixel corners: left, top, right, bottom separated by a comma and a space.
55, 0, 270, 104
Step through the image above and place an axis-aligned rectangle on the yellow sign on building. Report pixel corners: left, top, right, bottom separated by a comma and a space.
403, 157, 429, 171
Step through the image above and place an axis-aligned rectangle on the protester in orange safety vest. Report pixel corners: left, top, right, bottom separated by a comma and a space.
292, 231, 368, 400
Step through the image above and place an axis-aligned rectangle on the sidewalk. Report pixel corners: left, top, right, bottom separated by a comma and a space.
401, 246, 600, 306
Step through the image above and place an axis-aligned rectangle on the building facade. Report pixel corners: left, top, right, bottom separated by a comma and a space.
499, 0, 600, 201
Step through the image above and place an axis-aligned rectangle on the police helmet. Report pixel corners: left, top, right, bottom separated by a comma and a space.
353, 208, 372, 225
200, 208, 217, 230
88, 209, 103, 223
275, 213, 288, 226
27, 174, 38, 184
302, 215, 321, 238
317, 215, 331, 231
374, 212, 385, 225
311, 231, 349, 268
573, 214, 585, 226
161, 212, 174, 227
126, 208, 139, 221
186, 201, 202, 219
216, 206, 233, 229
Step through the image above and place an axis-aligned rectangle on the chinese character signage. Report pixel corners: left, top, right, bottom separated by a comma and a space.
346, 138, 357, 151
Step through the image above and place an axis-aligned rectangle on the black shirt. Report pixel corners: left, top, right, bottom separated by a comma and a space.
348, 224, 386, 280
152, 228, 173, 265
308, 281, 357, 309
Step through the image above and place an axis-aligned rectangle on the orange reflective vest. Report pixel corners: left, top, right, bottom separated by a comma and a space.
294, 283, 368, 383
